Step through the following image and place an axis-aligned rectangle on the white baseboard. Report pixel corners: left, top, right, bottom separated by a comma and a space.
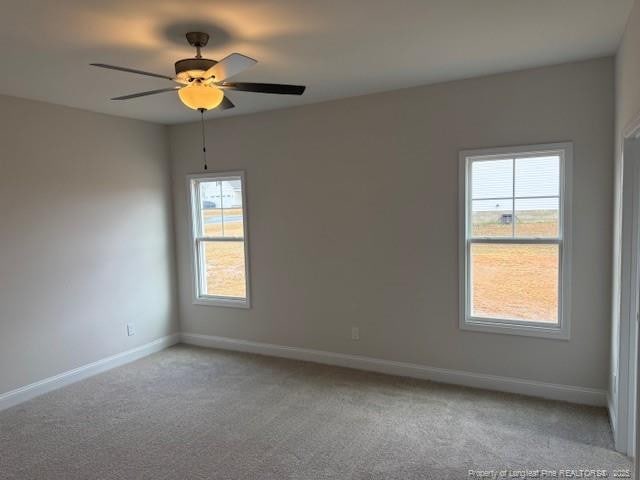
0, 333, 180, 412
181, 333, 607, 407
1, 332, 607, 411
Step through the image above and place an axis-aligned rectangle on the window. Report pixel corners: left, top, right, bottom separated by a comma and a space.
459, 143, 572, 339
188, 172, 250, 308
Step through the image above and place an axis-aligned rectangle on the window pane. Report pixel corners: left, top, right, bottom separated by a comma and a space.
470, 243, 558, 323
514, 156, 560, 197
472, 199, 513, 237
202, 208, 245, 237
471, 159, 513, 199
200, 179, 244, 237
202, 241, 246, 298
515, 198, 559, 238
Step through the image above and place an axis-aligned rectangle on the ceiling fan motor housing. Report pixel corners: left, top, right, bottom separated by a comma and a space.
175, 58, 217, 76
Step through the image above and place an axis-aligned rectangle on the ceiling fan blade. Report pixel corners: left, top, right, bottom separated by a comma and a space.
204, 53, 257, 82
219, 96, 235, 110
111, 87, 180, 100
218, 82, 306, 95
91, 63, 175, 81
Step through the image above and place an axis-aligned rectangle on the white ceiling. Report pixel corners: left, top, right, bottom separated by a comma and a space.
0, 0, 633, 124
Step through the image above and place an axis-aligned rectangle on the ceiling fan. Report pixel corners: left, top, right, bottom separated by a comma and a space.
91, 31, 306, 111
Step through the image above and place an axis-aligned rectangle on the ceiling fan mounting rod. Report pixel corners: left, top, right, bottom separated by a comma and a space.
186, 32, 210, 59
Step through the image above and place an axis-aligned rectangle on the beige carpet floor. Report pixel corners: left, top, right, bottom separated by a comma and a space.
0, 345, 631, 479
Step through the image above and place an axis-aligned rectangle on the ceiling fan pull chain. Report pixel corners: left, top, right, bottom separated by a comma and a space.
199, 108, 207, 170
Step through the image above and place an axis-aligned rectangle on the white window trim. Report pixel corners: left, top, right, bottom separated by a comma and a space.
186, 170, 251, 309
458, 143, 573, 340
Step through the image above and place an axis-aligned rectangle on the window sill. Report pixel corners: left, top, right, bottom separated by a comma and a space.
193, 296, 251, 309
460, 317, 569, 340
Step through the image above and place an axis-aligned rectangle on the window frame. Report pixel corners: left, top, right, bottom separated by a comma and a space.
186, 170, 251, 309
458, 143, 573, 339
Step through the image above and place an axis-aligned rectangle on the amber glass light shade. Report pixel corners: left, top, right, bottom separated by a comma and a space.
178, 84, 224, 110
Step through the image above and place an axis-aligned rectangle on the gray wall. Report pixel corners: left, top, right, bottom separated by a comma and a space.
170, 57, 614, 389
0, 95, 178, 395
611, 0, 640, 432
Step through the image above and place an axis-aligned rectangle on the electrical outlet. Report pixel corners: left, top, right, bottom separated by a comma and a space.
351, 327, 360, 340
126, 323, 136, 337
